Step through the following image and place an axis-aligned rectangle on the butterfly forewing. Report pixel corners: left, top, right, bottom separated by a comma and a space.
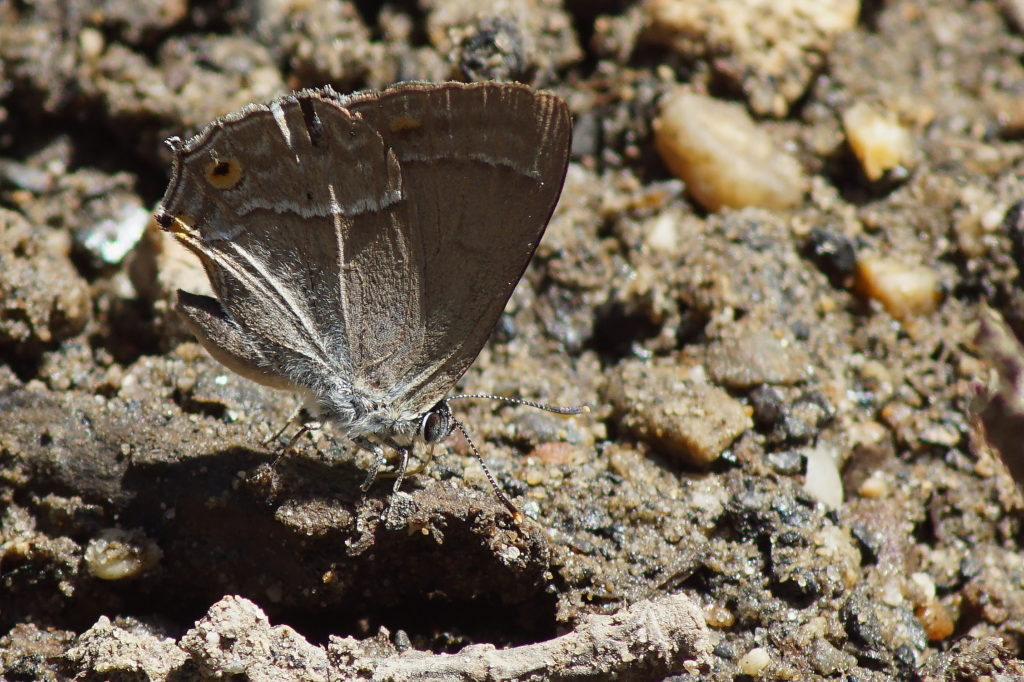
160, 91, 424, 395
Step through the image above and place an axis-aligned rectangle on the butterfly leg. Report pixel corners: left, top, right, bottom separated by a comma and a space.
283, 419, 322, 451
355, 437, 387, 492
399, 442, 435, 477
271, 418, 322, 466
263, 405, 310, 446
388, 445, 412, 495
383, 445, 413, 525
354, 439, 415, 524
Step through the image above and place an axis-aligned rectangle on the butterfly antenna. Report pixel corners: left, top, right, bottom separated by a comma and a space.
452, 418, 523, 524
448, 394, 590, 416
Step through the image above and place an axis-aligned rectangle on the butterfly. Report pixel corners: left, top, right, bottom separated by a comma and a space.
155, 81, 578, 517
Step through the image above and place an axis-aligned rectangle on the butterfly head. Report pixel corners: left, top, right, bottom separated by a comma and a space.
419, 400, 455, 444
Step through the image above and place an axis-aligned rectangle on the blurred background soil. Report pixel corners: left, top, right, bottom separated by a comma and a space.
2, 0, 1024, 679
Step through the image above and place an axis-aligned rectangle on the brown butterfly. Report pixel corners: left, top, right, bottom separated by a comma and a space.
155, 81, 580, 518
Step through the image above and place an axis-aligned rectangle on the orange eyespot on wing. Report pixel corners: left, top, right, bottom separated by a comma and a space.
204, 157, 244, 190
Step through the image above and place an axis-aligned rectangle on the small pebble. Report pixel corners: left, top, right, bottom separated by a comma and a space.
803, 445, 844, 508
767, 450, 806, 476
653, 89, 806, 211
84, 528, 162, 580
804, 228, 857, 288
952, 185, 1001, 258
704, 603, 735, 628
857, 470, 890, 498
77, 202, 151, 266
738, 647, 772, 676
916, 600, 955, 641
809, 636, 854, 676
919, 422, 960, 447
857, 359, 895, 400
843, 102, 915, 182
393, 629, 412, 652
907, 572, 937, 603
79, 27, 105, 60
749, 385, 786, 427
606, 360, 752, 466
855, 254, 942, 319
529, 441, 584, 466
705, 329, 811, 389
881, 579, 904, 607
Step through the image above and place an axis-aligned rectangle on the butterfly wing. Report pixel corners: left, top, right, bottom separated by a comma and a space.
158, 83, 570, 420
158, 89, 424, 400
342, 82, 572, 410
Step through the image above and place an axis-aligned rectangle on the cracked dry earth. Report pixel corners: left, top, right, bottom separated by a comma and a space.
3, 0, 1024, 680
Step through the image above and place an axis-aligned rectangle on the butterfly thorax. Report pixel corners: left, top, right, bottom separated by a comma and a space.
310, 388, 406, 436
312, 384, 456, 449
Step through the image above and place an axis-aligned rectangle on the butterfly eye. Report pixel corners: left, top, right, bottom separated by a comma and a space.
420, 402, 453, 443
204, 158, 243, 190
